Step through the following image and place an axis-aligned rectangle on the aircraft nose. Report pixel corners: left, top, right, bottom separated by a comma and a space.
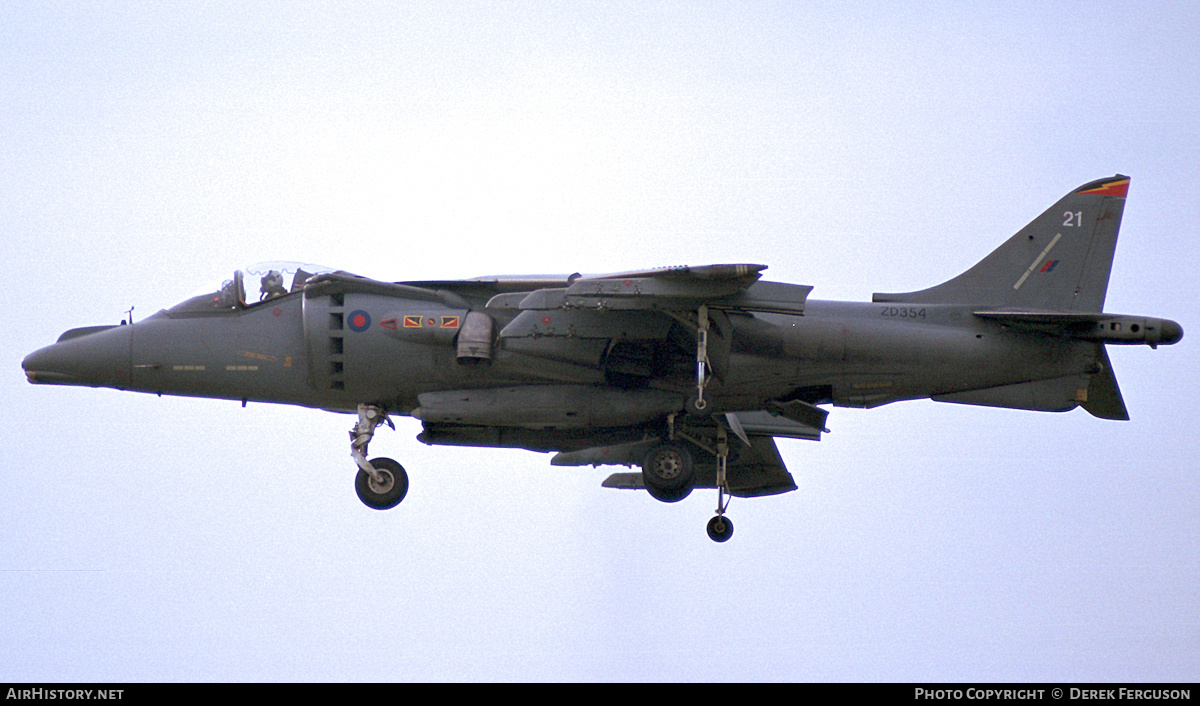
22, 325, 132, 388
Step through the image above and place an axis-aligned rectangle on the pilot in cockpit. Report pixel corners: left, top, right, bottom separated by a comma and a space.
216, 278, 240, 308
259, 270, 288, 300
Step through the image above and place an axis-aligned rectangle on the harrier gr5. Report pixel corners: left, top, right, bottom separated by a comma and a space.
23, 175, 1182, 541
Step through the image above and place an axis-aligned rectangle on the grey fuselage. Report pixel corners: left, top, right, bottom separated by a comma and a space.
19, 176, 1186, 524
23, 175, 1189, 455
23, 286, 1116, 444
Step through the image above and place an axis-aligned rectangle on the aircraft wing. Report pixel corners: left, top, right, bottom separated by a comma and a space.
565, 435, 797, 498
553, 408, 826, 498
484, 263, 813, 316
327, 264, 812, 317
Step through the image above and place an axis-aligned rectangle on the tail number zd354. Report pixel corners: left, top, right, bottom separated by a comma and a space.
881, 307, 926, 319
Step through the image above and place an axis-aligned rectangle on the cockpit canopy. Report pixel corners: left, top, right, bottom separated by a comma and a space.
168, 261, 336, 315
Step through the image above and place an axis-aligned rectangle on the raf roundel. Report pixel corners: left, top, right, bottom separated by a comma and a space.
348, 309, 372, 333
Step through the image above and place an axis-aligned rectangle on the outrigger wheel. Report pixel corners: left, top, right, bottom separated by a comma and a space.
706, 514, 734, 542
355, 457, 409, 510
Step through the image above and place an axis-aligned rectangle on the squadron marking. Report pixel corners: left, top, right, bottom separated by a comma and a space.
1013, 232, 1063, 290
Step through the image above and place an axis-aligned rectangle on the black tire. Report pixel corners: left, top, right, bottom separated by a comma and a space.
645, 482, 693, 503
707, 515, 734, 542
642, 443, 694, 503
355, 457, 409, 510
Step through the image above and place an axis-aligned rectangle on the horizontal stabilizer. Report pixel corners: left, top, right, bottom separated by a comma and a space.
974, 310, 1183, 348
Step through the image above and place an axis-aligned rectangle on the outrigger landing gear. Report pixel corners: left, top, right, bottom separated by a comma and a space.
688, 305, 734, 542
708, 423, 734, 542
350, 403, 408, 510
707, 514, 733, 542
644, 413, 737, 542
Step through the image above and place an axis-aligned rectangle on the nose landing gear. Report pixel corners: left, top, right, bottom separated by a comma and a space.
355, 456, 408, 509
350, 403, 408, 510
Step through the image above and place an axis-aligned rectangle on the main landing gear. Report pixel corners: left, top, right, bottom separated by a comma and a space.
350, 403, 408, 510
641, 413, 736, 543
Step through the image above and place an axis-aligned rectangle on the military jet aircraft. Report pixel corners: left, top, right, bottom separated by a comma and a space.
22, 175, 1182, 541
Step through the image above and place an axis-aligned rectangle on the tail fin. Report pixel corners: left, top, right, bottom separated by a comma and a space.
874, 175, 1130, 311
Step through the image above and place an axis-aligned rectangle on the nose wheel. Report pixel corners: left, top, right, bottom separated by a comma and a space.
355, 457, 409, 510
349, 403, 408, 510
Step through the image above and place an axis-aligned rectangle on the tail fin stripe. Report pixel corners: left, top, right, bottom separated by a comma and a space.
1077, 178, 1130, 197
1013, 232, 1063, 290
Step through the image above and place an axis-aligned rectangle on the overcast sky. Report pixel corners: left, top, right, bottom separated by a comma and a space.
3, 1, 1197, 681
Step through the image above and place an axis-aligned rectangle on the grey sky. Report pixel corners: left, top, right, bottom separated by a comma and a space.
3, 1, 1197, 681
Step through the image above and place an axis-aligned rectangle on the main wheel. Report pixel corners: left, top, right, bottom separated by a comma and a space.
355, 457, 409, 510
645, 483, 693, 503
707, 515, 734, 542
642, 443, 694, 503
